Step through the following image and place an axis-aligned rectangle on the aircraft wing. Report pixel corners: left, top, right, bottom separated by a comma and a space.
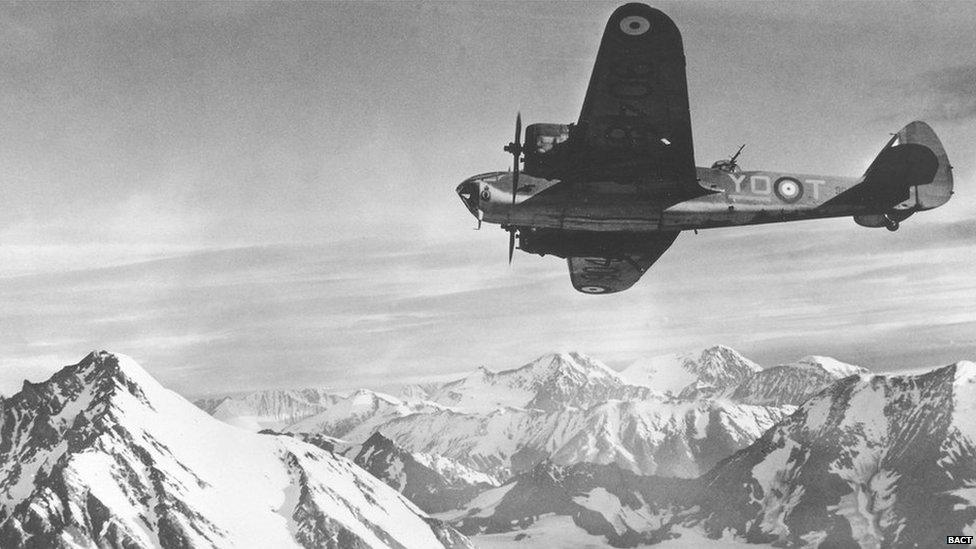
567, 231, 679, 294
575, 4, 696, 193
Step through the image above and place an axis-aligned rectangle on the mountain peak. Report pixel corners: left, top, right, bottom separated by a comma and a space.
407, 351, 640, 413
520, 351, 620, 381
619, 345, 759, 395
14, 351, 164, 420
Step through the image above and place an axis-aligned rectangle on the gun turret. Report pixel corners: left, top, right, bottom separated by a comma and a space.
711, 144, 746, 173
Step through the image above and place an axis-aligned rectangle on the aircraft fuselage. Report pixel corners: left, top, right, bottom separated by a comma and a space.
460, 166, 889, 234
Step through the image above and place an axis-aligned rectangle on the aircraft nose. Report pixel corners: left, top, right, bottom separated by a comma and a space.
456, 179, 480, 218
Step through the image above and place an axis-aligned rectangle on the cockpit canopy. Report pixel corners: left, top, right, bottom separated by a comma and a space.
524, 123, 571, 177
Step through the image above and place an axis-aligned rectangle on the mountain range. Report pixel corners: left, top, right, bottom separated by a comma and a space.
199, 348, 864, 484
7, 346, 965, 547
192, 345, 976, 547
452, 361, 976, 548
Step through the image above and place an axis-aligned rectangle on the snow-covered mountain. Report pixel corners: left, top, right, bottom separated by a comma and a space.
287, 389, 445, 439
197, 349, 803, 482
197, 348, 857, 485
619, 345, 762, 398
364, 396, 789, 480
729, 355, 868, 406
194, 388, 339, 430
453, 362, 976, 548
689, 361, 976, 547
0, 351, 472, 549
406, 352, 652, 413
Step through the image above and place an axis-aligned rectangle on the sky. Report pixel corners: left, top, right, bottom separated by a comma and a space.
1, 1, 976, 397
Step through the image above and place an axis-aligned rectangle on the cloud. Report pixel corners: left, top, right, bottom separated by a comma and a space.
916, 65, 976, 121
880, 64, 976, 123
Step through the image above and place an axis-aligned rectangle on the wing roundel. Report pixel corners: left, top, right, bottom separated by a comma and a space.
577, 3, 696, 192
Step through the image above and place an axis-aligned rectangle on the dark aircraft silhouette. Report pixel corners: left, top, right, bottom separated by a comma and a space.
456, 3, 953, 294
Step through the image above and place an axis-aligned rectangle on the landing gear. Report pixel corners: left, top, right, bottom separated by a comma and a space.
883, 215, 899, 232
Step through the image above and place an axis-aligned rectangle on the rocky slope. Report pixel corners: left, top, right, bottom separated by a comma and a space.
689, 361, 976, 547
728, 355, 868, 406
352, 433, 499, 513
0, 351, 472, 549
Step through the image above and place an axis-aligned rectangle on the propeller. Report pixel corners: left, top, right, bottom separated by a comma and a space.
503, 112, 523, 264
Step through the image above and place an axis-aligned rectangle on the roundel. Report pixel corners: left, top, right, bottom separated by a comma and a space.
619, 15, 650, 35
774, 177, 803, 203
580, 285, 608, 294
480, 186, 491, 201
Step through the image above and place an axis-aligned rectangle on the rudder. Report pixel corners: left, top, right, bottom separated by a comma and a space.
895, 121, 953, 210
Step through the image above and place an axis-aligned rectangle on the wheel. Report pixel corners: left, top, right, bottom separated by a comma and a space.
884, 216, 899, 232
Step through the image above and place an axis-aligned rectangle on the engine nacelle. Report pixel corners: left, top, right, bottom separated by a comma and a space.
854, 209, 913, 231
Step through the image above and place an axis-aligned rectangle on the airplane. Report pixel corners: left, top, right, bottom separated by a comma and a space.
455, 3, 954, 294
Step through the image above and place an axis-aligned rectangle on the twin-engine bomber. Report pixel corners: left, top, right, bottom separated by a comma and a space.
455, 3, 954, 294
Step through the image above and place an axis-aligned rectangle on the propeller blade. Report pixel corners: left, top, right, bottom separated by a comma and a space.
514, 112, 521, 147
508, 229, 516, 264
511, 112, 521, 207
502, 112, 523, 265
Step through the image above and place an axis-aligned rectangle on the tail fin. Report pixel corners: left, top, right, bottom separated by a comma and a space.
885, 121, 953, 210
854, 121, 952, 229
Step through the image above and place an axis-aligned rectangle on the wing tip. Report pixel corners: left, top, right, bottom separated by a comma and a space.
607, 3, 680, 37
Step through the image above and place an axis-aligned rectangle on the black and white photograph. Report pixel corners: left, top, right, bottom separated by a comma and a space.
2, 1, 976, 547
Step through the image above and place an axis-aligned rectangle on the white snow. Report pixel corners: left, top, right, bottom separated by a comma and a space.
619, 345, 761, 395
472, 514, 613, 548
951, 361, 976, 443
619, 354, 699, 394
751, 442, 791, 498
660, 526, 771, 547
471, 518, 769, 549
790, 356, 865, 378
420, 352, 623, 413
412, 452, 499, 486
573, 488, 627, 534
438, 482, 515, 520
